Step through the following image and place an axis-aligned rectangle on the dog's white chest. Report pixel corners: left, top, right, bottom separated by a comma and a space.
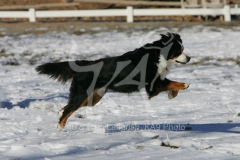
157, 55, 173, 80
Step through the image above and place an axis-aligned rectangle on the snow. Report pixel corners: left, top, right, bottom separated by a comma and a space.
0, 25, 240, 159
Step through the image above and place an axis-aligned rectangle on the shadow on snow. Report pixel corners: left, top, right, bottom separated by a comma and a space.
0, 94, 68, 109
13, 122, 240, 160
105, 123, 240, 134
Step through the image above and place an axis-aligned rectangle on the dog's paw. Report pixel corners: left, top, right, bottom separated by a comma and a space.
57, 123, 64, 132
168, 92, 174, 99
176, 83, 190, 90
168, 90, 178, 99
184, 83, 189, 90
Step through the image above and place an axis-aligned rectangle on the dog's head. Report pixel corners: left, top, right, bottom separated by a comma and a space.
159, 32, 191, 65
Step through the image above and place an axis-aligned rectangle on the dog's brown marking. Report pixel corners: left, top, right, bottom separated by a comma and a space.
170, 55, 180, 60
58, 111, 73, 129
58, 99, 88, 129
148, 80, 187, 100
167, 81, 187, 90
58, 88, 105, 129
86, 88, 106, 106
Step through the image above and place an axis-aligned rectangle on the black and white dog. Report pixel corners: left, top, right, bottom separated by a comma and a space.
36, 32, 191, 130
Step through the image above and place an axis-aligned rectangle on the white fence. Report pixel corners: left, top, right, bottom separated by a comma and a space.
0, 5, 239, 22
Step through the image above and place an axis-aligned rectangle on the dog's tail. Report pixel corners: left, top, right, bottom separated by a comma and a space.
36, 61, 77, 83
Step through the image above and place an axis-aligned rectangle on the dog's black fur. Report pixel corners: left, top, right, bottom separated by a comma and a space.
36, 32, 190, 129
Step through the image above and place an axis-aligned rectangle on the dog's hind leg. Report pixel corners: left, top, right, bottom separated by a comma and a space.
57, 84, 88, 130
57, 84, 106, 131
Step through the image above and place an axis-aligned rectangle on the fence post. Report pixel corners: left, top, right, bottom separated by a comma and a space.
126, 6, 133, 23
223, 5, 231, 22
29, 8, 36, 22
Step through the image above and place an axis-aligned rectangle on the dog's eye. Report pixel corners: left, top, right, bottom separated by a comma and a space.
169, 54, 174, 59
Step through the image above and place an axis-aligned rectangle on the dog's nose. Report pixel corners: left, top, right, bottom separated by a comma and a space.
186, 56, 191, 62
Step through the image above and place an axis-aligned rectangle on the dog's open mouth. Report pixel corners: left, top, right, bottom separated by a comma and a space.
175, 60, 187, 65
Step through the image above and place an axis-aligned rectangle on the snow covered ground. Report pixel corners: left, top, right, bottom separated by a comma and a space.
0, 25, 240, 159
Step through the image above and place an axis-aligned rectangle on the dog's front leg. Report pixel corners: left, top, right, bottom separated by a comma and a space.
166, 80, 189, 91
168, 90, 179, 99
146, 77, 189, 99
166, 80, 189, 99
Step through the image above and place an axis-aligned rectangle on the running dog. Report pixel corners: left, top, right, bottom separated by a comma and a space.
36, 32, 191, 130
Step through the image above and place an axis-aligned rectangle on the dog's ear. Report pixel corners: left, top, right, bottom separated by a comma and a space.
160, 32, 171, 40
173, 33, 182, 43
160, 33, 168, 41
160, 32, 174, 44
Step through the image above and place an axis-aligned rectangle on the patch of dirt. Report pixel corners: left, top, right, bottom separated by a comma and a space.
0, 0, 63, 5
184, 126, 192, 130
0, 49, 9, 57
161, 142, 179, 149
0, 21, 240, 37
151, 135, 160, 139
136, 145, 144, 150
191, 57, 240, 66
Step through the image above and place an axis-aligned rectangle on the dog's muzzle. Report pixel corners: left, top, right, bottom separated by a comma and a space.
175, 55, 191, 65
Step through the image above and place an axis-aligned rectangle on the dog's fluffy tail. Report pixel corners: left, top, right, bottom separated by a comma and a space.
36, 61, 76, 83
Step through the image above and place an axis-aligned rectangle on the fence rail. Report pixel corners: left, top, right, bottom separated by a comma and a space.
0, 3, 79, 10
0, 5, 239, 22
74, 0, 182, 7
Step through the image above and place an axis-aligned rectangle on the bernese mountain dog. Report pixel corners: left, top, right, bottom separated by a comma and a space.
36, 32, 191, 130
